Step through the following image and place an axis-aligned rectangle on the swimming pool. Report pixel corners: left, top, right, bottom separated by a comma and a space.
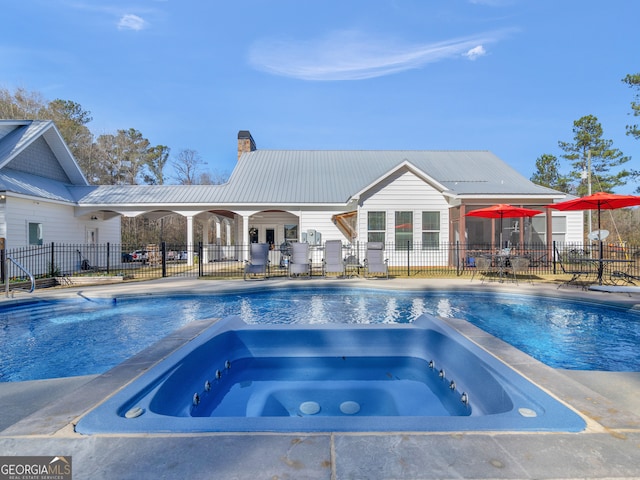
1, 287, 639, 382
75, 314, 586, 434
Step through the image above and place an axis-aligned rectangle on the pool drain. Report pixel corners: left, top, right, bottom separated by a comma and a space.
299, 401, 321, 415
340, 401, 361, 415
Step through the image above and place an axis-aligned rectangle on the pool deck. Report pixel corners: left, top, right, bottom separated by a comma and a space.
1, 277, 640, 479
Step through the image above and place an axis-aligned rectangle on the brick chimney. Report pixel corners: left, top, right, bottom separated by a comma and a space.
237, 130, 256, 160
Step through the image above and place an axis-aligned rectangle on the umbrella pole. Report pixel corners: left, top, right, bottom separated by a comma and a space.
598, 204, 604, 284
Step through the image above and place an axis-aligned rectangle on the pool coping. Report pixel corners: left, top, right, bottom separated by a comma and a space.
1, 277, 640, 479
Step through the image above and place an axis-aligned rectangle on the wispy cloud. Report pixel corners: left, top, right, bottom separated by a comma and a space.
248, 30, 508, 81
117, 14, 147, 31
464, 45, 487, 60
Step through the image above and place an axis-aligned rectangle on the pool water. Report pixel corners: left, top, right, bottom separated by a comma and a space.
1, 288, 639, 381
187, 356, 470, 418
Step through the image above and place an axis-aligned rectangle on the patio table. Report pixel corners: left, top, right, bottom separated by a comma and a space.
572, 258, 635, 285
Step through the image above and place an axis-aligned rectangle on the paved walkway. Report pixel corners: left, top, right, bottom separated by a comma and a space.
1, 277, 640, 479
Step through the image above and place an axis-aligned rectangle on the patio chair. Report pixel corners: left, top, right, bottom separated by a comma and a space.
508, 256, 532, 285
554, 245, 595, 289
364, 242, 388, 279
322, 240, 345, 277
470, 255, 494, 283
289, 242, 311, 277
243, 243, 270, 280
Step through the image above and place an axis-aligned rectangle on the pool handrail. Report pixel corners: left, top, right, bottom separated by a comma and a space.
5, 253, 35, 296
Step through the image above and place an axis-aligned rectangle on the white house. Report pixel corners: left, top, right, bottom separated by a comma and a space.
0, 120, 121, 274
0, 121, 582, 271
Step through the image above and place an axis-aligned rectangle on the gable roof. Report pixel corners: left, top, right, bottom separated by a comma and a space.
219, 149, 561, 204
0, 120, 90, 204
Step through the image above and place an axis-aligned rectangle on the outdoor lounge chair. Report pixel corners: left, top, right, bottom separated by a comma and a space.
554, 246, 595, 289
322, 240, 345, 277
364, 242, 388, 279
289, 242, 311, 277
244, 243, 270, 280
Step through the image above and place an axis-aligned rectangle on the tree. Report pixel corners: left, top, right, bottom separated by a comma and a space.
530, 154, 570, 192
197, 168, 230, 186
94, 129, 151, 185
0, 87, 48, 118
173, 149, 205, 185
622, 73, 640, 193
143, 145, 171, 185
46, 99, 95, 179
623, 73, 640, 140
558, 115, 631, 194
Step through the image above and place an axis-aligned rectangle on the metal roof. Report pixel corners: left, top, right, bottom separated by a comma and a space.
75, 149, 558, 206
0, 121, 562, 206
0, 168, 76, 202
69, 184, 229, 205
0, 120, 88, 186
218, 150, 560, 204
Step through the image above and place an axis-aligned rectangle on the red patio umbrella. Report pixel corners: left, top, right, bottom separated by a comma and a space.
545, 191, 640, 257
466, 204, 543, 247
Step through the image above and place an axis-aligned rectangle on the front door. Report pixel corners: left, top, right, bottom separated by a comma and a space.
266, 228, 275, 250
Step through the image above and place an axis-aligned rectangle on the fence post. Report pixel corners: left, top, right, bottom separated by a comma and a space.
552, 240, 556, 274
161, 241, 167, 277
50, 242, 55, 277
106, 242, 110, 274
198, 242, 203, 277
405, 241, 409, 276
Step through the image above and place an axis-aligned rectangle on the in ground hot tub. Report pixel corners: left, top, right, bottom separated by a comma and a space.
76, 314, 585, 433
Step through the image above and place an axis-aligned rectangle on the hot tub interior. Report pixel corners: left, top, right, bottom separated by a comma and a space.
76, 314, 586, 434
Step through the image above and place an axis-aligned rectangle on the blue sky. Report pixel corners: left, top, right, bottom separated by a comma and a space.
2, 0, 639, 189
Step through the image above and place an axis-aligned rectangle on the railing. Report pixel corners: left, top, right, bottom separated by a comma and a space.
4, 253, 35, 296
1, 241, 638, 287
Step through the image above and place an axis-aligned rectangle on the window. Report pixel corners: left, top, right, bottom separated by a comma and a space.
531, 215, 566, 244
28, 222, 43, 246
367, 211, 385, 243
284, 224, 298, 241
422, 211, 440, 250
395, 211, 413, 250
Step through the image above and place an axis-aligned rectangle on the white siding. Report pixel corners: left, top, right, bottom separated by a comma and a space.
563, 210, 586, 244
5, 197, 119, 247
299, 207, 347, 243
358, 168, 450, 266
3, 197, 121, 275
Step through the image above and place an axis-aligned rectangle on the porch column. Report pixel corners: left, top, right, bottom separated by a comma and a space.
242, 215, 250, 261
186, 214, 194, 266
215, 219, 221, 244
459, 204, 466, 267
225, 221, 231, 246
202, 218, 210, 264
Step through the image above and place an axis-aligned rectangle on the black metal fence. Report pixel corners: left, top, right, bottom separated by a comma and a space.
2, 241, 639, 290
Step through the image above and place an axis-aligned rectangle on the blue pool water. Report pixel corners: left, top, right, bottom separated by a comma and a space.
1, 288, 639, 381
